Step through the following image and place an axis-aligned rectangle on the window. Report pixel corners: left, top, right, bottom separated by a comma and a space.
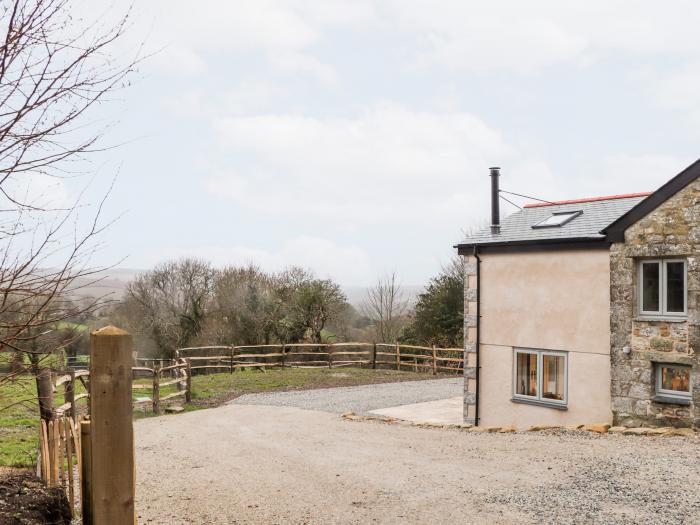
532, 210, 582, 229
656, 364, 691, 401
513, 349, 567, 406
638, 259, 687, 317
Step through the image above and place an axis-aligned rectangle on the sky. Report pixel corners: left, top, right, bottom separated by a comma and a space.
39, 1, 700, 286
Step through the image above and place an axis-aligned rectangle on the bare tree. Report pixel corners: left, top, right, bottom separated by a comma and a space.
361, 272, 409, 343
0, 0, 137, 396
125, 259, 214, 358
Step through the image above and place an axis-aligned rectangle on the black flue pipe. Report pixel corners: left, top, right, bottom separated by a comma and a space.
490, 167, 501, 234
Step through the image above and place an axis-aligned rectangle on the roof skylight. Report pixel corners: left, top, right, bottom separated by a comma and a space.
532, 210, 582, 229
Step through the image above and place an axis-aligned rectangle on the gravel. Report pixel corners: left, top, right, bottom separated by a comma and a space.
135, 404, 700, 524
231, 377, 462, 414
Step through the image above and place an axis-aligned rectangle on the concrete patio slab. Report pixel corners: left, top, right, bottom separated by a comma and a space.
368, 396, 463, 425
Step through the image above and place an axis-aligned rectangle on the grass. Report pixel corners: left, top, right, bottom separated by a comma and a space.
1, 367, 446, 467
183, 367, 438, 407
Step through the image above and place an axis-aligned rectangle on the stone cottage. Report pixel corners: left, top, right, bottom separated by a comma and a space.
457, 160, 700, 429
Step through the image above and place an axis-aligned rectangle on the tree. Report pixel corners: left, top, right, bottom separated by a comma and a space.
271, 267, 348, 344
361, 273, 409, 342
205, 265, 277, 345
125, 259, 213, 358
0, 0, 136, 398
403, 258, 464, 347
292, 278, 348, 343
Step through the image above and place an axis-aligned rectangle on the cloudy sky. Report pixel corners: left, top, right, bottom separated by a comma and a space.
55, 1, 700, 285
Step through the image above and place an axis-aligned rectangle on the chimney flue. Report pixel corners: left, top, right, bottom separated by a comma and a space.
490, 167, 501, 234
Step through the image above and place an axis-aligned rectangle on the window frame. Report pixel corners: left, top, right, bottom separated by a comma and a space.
531, 210, 582, 229
638, 259, 687, 318
512, 348, 568, 407
655, 364, 692, 401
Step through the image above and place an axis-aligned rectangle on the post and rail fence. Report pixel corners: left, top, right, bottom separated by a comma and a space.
174, 342, 464, 376
35, 337, 462, 520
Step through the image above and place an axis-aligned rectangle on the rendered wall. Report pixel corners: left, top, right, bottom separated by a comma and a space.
475, 249, 613, 428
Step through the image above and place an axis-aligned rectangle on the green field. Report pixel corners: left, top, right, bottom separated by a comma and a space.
1, 367, 436, 467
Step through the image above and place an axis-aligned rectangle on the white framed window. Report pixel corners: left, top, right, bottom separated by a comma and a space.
513, 348, 567, 406
655, 364, 691, 401
638, 259, 687, 317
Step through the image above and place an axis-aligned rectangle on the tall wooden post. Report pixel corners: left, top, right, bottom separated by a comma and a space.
35, 367, 55, 421
65, 369, 76, 423
229, 348, 234, 374
280, 343, 286, 369
431, 345, 437, 375
185, 359, 192, 404
395, 343, 400, 371
185, 360, 193, 403
152, 365, 161, 415
80, 420, 92, 525
89, 326, 135, 525
371, 343, 377, 370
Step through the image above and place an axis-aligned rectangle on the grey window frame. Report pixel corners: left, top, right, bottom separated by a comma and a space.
512, 348, 568, 407
531, 210, 582, 229
655, 363, 692, 400
638, 259, 687, 318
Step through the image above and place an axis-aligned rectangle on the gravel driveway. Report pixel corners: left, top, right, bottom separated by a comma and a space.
136, 402, 700, 524
231, 377, 462, 414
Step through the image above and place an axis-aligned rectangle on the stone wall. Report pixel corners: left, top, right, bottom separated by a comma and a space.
463, 255, 478, 424
610, 179, 700, 429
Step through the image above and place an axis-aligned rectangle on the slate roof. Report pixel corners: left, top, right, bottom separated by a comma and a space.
459, 194, 650, 247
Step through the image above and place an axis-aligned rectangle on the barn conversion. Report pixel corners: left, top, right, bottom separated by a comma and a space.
457, 160, 700, 429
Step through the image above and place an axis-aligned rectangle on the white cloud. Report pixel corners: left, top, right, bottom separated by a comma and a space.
98, 0, 700, 78
598, 154, 692, 194
207, 104, 513, 229
157, 236, 372, 285
131, 0, 373, 80
388, 1, 700, 73
5, 173, 71, 210
645, 63, 700, 130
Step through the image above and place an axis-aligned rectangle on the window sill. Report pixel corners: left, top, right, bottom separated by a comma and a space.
511, 397, 567, 410
635, 316, 687, 323
652, 395, 692, 406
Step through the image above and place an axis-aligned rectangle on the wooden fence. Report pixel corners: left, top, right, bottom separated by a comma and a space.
38, 415, 83, 516
132, 358, 191, 414
37, 355, 192, 519
49, 359, 191, 420
175, 342, 464, 375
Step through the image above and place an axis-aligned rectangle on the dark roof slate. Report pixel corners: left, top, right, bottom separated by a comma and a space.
459, 195, 647, 247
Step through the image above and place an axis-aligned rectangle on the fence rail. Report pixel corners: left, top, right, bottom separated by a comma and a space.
175, 342, 464, 375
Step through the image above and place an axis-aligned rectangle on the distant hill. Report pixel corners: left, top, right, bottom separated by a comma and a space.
342, 285, 424, 308
72, 268, 424, 308
71, 268, 142, 301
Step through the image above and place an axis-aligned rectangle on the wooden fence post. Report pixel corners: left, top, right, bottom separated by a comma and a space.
64, 418, 75, 514
47, 420, 58, 485
80, 420, 92, 525
328, 344, 333, 369
280, 343, 286, 369
89, 326, 135, 525
35, 368, 55, 422
185, 359, 193, 403
39, 421, 49, 482
152, 365, 161, 415
65, 369, 76, 423
372, 343, 377, 370
431, 345, 437, 375
229, 348, 234, 374
395, 343, 400, 371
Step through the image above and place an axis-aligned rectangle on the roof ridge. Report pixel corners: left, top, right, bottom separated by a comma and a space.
523, 192, 652, 208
